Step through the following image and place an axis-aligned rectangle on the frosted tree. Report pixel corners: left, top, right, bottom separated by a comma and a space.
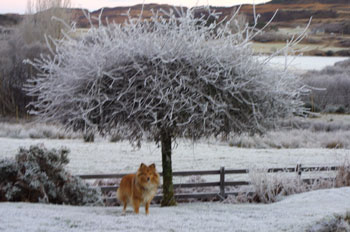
23, 0, 72, 44
25, 7, 309, 206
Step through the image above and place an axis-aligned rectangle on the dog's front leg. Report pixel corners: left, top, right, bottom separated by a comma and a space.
145, 201, 151, 215
133, 199, 140, 214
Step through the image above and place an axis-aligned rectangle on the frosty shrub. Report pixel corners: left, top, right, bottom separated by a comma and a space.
307, 212, 350, 232
25, 7, 309, 206
249, 168, 306, 203
248, 167, 336, 203
0, 145, 102, 205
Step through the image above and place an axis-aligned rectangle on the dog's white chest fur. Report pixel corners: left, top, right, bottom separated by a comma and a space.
141, 188, 157, 205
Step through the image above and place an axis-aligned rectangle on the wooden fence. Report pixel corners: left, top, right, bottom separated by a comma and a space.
78, 164, 340, 203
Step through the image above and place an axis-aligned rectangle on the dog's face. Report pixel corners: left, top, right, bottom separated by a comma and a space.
136, 163, 160, 188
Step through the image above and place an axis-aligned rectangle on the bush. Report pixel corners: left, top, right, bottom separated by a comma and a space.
307, 212, 350, 232
248, 168, 309, 203
325, 50, 334, 56
0, 145, 102, 205
253, 31, 290, 42
249, 162, 350, 204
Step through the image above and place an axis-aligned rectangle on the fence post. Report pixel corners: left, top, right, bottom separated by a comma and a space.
219, 166, 225, 200
296, 164, 302, 179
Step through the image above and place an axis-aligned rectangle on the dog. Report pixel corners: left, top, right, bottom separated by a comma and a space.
117, 163, 160, 215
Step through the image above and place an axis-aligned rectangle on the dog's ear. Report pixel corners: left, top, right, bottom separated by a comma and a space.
140, 163, 146, 169
149, 163, 156, 169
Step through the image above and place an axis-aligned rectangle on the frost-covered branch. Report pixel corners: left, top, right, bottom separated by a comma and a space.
25, 7, 310, 142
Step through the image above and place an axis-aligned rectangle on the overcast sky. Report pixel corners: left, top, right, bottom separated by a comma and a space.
0, 0, 269, 14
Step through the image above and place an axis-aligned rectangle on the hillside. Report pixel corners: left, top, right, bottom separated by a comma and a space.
76, 0, 350, 56
0, 14, 22, 27
0, 0, 349, 56
76, 0, 349, 27
1, 0, 348, 28
270, 0, 349, 4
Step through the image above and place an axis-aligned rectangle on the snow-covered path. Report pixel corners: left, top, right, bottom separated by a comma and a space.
1, 187, 349, 232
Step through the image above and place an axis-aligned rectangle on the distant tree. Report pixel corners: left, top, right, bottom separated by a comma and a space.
303, 58, 350, 113
0, 35, 46, 117
0, 0, 72, 117
25, 8, 309, 206
23, 0, 72, 44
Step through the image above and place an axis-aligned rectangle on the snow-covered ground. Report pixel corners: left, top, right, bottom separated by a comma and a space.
1, 138, 349, 176
1, 187, 349, 232
1, 119, 350, 232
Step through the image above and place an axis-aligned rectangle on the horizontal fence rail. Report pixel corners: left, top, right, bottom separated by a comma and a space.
78, 165, 341, 204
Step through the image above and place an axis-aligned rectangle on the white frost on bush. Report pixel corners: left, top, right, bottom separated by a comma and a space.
307, 212, 350, 232
248, 167, 337, 203
25, 7, 309, 142
0, 145, 102, 205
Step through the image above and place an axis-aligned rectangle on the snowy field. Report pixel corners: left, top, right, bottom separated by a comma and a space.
1, 187, 349, 232
1, 137, 349, 176
259, 56, 348, 73
1, 120, 350, 231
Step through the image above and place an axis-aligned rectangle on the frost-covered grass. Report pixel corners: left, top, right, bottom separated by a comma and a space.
229, 114, 350, 149
1, 137, 349, 176
0, 122, 81, 139
229, 129, 350, 149
2, 113, 350, 149
1, 187, 350, 232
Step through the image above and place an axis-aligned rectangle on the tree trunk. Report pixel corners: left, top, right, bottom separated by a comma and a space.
160, 129, 177, 206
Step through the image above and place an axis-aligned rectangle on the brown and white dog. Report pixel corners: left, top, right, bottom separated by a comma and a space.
117, 163, 160, 215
